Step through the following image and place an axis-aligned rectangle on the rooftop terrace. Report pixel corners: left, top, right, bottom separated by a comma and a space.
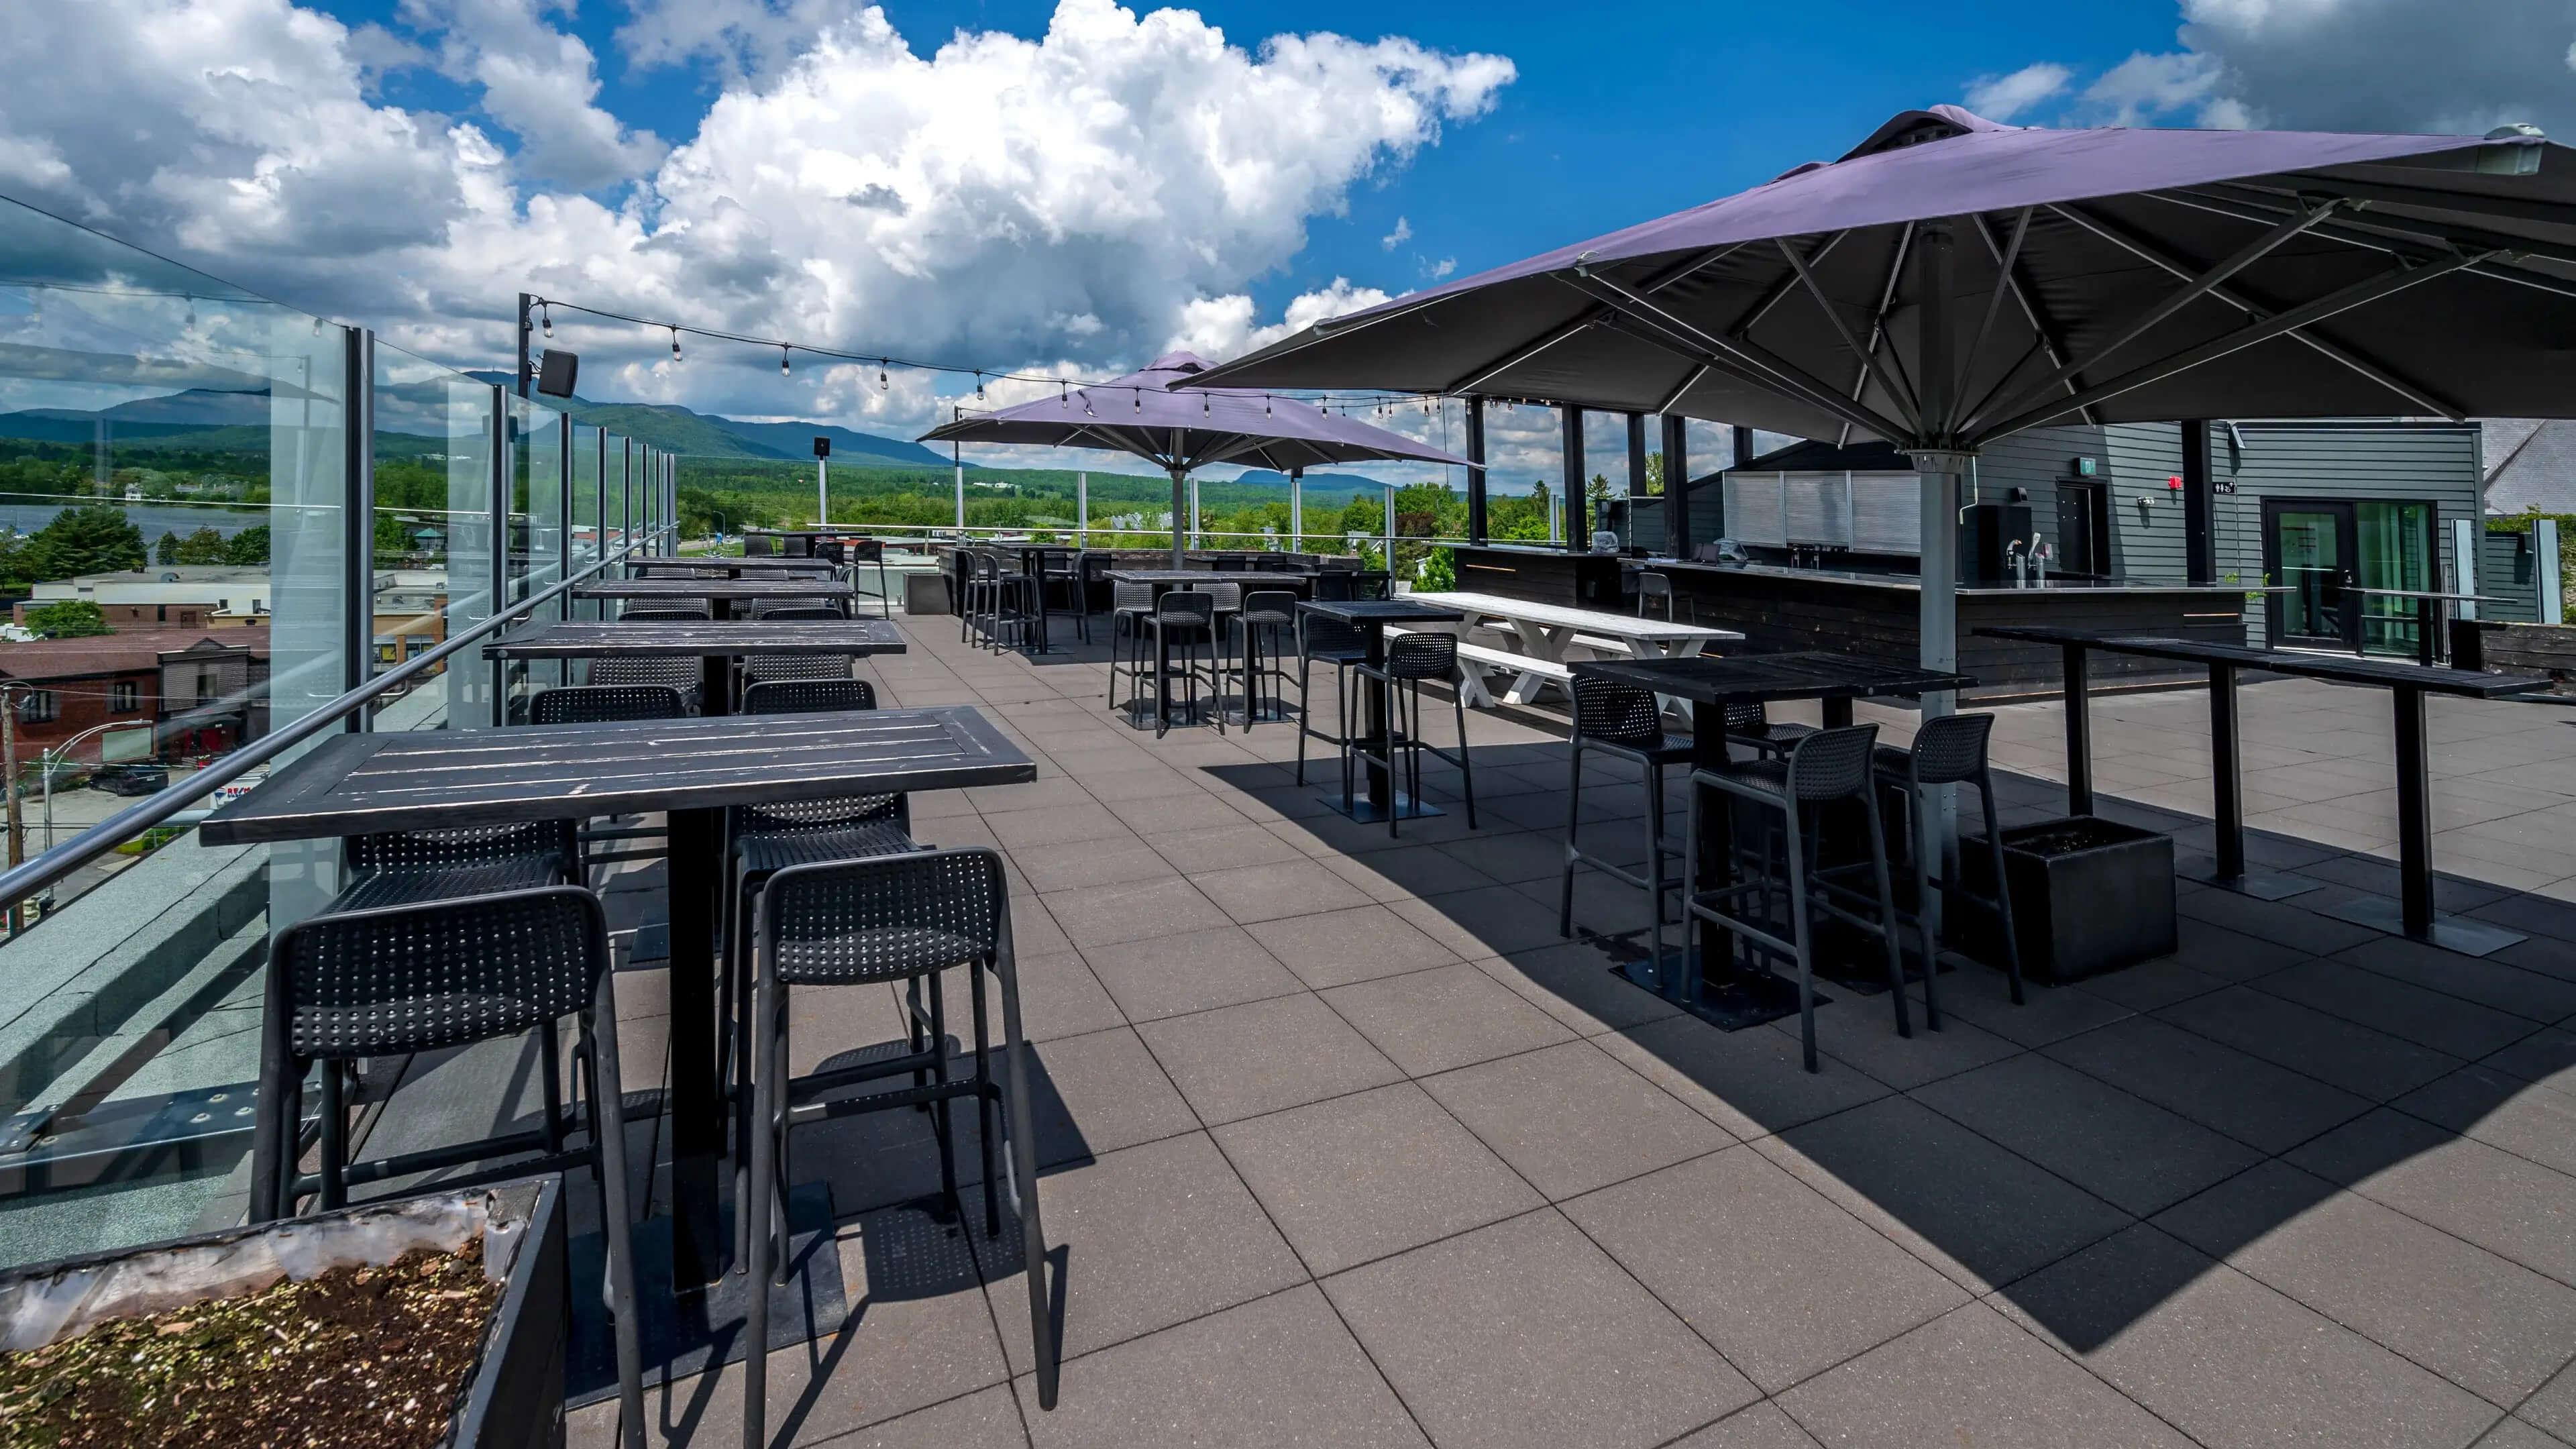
517, 616, 2576, 1449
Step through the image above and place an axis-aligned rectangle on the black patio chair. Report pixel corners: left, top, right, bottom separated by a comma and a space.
743, 678, 877, 715
1352, 631, 1476, 837
1294, 608, 1371, 791
588, 655, 702, 712
1560, 675, 1691, 975
1232, 589, 1299, 727
1139, 590, 1221, 736
1870, 711, 2025, 1021
529, 684, 688, 725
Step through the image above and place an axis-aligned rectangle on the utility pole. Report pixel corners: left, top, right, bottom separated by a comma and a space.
3, 686, 22, 935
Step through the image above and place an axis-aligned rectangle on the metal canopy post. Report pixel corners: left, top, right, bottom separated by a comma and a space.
1911, 219, 1963, 928
1289, 467, 1302, 549
1625, 412, 1648, 543
1465, 400, 1488, 545
1562, 405, 1589, 551
2182, 421, 2215, 584
1168, 463, 1187, 568
1660, 414, 1690, 558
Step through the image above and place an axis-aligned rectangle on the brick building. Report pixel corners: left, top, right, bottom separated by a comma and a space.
0, 627, 270, 763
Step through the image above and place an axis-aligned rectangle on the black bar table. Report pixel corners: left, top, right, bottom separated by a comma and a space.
486, 618, 905, 716
1570, 653, 1976, 1026
631, 557, 841, 580
201, 707, 1032, 1293
576, 578, 858, 621
1980, 627, 2542, 953
1298, 598, 1466, 822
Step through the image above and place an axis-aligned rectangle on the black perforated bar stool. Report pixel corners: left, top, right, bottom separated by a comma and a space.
1871, 711, 2025, 1022
1294, 609, 1371, 792
742, 848, 1059, 1441
250, 885, 647, 1448
589, 655, 703, 712
843, 536, 895, 619
743, 677, 876, 715
1232, 589, 1299, 728
529, 684, 688, 724
1722, 698, 1813, 757
1352, 631, 1475, 837
1140, 590, 1221, 736
619, 604, 709, 621
1682, 724, 1911, 1072
1106, 578, 1159, 716
1560, 676, 1691, 979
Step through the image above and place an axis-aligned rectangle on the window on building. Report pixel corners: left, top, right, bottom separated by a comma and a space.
111, 681, 138, 713
17, 691, 58, 724
195, 669, 220, 708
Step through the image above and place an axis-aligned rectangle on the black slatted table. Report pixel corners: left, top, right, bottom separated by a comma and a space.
201, 707, 1032, 1290
1297, 599, 1467, 822
1979, 627, 2544, 953
486, 619, 906, 715
1571, 653, 1976, 1025
575, 578, 857, 621
631, 557, 840, 579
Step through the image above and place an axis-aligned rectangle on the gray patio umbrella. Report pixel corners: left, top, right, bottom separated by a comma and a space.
921, 351, 1468, 566
1191, 103, 2576, 695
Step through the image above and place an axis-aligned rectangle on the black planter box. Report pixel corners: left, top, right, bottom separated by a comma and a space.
0, 1175, 568, 1449
1962, 815, 2177, 983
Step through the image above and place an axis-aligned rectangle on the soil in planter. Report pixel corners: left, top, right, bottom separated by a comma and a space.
2005, 817, 2153, 855
0, 1241, 498, 1449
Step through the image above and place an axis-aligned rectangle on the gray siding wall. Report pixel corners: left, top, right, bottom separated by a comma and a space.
2216, 422, 2483, 646
2482, 529, 2543, 623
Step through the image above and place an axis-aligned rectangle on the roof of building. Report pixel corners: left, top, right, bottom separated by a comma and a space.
0, 625, 269, 683
2483, 418, 2576, 515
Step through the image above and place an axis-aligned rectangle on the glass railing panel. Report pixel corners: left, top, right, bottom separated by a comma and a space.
369, 339, 494, 730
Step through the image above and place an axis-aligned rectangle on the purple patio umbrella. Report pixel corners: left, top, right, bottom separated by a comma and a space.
1193, 102, 2576, 703
922, 351, 1468, 566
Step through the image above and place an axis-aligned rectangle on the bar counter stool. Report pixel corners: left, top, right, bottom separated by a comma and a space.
1352, 631, 1475, 837
529, 684, 688, 725
1682, 724, 1911, 1073
251, 885, 647, 1448
1560, 676, 1690, 977
1872, 711, 2024, 1022
590, 655, 704, 712
1107, 578, 1159, 714
1232, 589, 1299, 727
1294, 610, 1371, 790
743, 678, 876, 714
1140, 590, 1221, 736
743, 849, 1060, 1446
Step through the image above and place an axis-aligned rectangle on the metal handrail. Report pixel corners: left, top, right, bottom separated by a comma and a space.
0, 529, 675, 911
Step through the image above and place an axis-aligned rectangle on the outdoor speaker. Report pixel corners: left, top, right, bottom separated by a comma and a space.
535, 349, 578, 398
813, 435, 831, 458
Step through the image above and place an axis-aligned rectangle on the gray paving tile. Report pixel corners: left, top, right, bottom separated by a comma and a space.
1008, 839, 1178, 894
1764, 1096, 2133, 1292
1599, 1014, 1891, 1141
1667, 1404, 1825, 1449
1999, 1224, 2500, 1449
2483, 1028, 2576, 1089
2155, 1159, 2576, 1407
1321, 961, 1576, 1075
769, 1383, 1028, 1449
1002, 951, 1128, 1043
2395, 1064, 2576, 1178
987, 802, 1142, 851
2337, 936, 2576, 1022
1918, 963, 2136, 1048
1913, 1053, 2264, 1216
1020, 1026, 1201, 1169
1324, 1209, 1760, 1449
1319, 843, 1502, 900
2254, 957, 2543, 1060
1019, 1285, 1428, 1448
1431, 829, 1572, 885
2473, 1418, 2573, 1449
1138, 821, 1311, 872
1421, 1040, 1731, 1199
1136, 992, 1405, 1126
2158, 984, 2465, 1101
2287, 1109, 2576, 1287
2041, 1015, 2373, 1154
2524, 1362, 2576, 1444
979, 1132, 1305, 1370
1214, 1082, 1542, 1275
1564, 1146, 1968, 1391
1041, 875, 1233, 949
1394, 883, 1573, 957
1079, 925, 1305, 1022
1242, 904, 1462, 990
1778, 1302, 2196, 1449
1479, 942, 1685, 1036
1107, 788, 1257, 835
1191, 857, 1379, 925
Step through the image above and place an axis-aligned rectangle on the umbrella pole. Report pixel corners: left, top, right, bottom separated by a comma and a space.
1169, 466, 1187, 569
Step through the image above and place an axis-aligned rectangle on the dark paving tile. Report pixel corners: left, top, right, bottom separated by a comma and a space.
2483, 1027, 2576, 1089
1778, 1302, 2197, 1449
2075, 957, 2233, 1014
1321, 842, 1504, 901
1325, 1209, 1760, 1449
1599, 1014, 1891, 1141
1913, 1053, 2264, 1216
1019, 1284, 1427, 1448
1136, 993, 1404, 1126
2042, 1015, 2373, 1155
2469, 891, 2576, 945
1244, 904, 1462, 990
2287, 1109, 2576, 1287
979, 1132, 1305, 1370
2155, 1159, 2576, 1407
2169, 915, 2325, 981
1432, 829, 1571, 885
1917, 964, 2135, 1049
1423, 1040, 1731, 1199
1764, 1096, 2133, 1292
2492, 932, 2576, 987
1322, 961, 1576, 1076
1191, 857, 1378, 925
1479, 941, 1685, 1036
2178, 886, 2385, 956
1214, 1082, 1542, 1275
1999, 1224, 2500, 1449
1668, 1404, 1825, 1449
1564, 1146, 1968, 1392
1772, 994, 2023, 1092
1040, 875, 1232, 949
2396, 1064, 2576, 1177
1394, 883, 1572, 957
1079, 925, 1305, 1022
2254, 957, 2544, 1060
2157, 985, 2463, 1102
2335, 935, 2576, 1022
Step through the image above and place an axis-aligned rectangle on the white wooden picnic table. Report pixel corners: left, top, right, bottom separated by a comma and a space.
1401, 589, 1743, 707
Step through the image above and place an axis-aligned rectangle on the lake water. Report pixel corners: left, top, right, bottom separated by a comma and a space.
0, 500, 266, 539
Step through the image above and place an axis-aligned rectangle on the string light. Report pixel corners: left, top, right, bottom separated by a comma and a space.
1132, 388, 1141, 413
670, 327, 682, 361
878, 360, 889, 390
780, 345, 792, 376
182, 297, 195, 329
1061, 381, 1069, 409
975, 371, 985, 401
540, 304, 552, 339
1265, 395, 1273, 418
1202, 391, 1210, 418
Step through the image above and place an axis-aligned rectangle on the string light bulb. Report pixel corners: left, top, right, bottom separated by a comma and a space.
1132, 388, 1141, 413
975, 371, 985, 401
1265, 395, 1273, 419
1061, 381, 1069, 409
540, 304, 552, 339
669, 327, 682, 361
878, 360, 889, 390
780, 345, 792, 376
1202, 391, 1210, 418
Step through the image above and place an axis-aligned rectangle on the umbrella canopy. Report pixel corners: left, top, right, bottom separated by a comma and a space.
1191, 105, 2576, 451
921, 352, 1468, 566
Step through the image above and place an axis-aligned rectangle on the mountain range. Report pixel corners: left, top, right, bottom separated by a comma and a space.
460, 372, 943, 464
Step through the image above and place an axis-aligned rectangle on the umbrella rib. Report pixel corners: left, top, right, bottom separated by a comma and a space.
1445, 313, 1601, 394
1652, 363, 1712, 416
1962, 198, 2347, 437
1956, 209, 2032, 421
1838, 222, 1921, 446
1575, 274, 1912, 442
1968, 211, 2097, 427
2179, 184, 2576, 297
1778, 236, 1921, 431
1729, 230, 1854, 340
2049, 201, 2467, 421
1970, 248, 2494, 443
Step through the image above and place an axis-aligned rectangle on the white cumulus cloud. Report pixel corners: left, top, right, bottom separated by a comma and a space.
1381, 215, 1412, 250
1965, 62, 2072, 121
403, 0, 667, 191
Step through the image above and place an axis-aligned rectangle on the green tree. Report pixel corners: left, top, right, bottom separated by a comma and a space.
24, 599, 111, 638
156, 531, 181, 564
172, 526, 228, 564
224, 525, 270, 566
25, 506, 146, 580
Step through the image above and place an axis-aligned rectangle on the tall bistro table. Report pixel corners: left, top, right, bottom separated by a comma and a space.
485, 618, 906, 716
1298, 598, 1468, 822
1570, 653, 1976, 1027
630, 556, 841, 580
576, 578, 858, 621
1979, 627, 2542, 954
200, 707, 1033, 1292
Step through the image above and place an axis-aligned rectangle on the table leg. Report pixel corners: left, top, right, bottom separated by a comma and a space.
711, 598, 735, 622
2061, 644, 2093, 816
665, 805, 725, 1289
701, 655, 732, 717
2393, 685, 2434, 939
1363, 627, 1395, 818
1821, 696, 1854, 729
1684, 722, 1733, 1004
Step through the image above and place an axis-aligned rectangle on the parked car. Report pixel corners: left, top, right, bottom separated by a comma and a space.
89, 764, 169, 796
